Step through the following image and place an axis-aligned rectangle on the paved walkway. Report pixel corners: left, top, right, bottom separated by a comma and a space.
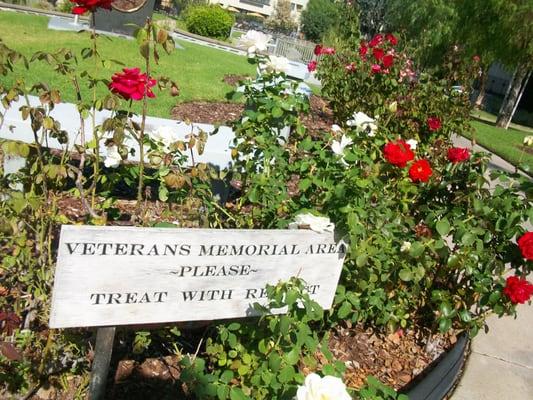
450, 135, 533, 400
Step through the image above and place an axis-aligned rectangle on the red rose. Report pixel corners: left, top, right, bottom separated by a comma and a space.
503, 276, 533, 304
517, 232, 533, 260
109, 68, 157, 101
369, 34, 384, 48
382, 54, 394, 68
359, 42, 368, 57
371, 64, 382, 74
473, 55, 480, 63
409, 159, 432, 183
307, 60, 317, 72
383, 140, 415, 167
427, 116, 442, 131
373, 48, 384, 61
71, 0, 113, 14
447, 147, 470, 163
314, 44, 323, 56
385, 33, 398, 46
345, 62, 356, 72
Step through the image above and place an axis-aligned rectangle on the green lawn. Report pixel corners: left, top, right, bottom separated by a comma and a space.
0, 11, 254, 118
463, 120, 533, 173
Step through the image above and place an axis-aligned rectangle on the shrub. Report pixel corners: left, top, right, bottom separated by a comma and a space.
300, 0, 340, 42
185, 5, 235, 40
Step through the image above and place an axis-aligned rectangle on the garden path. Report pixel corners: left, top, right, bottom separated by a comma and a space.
450, 134, 533, 399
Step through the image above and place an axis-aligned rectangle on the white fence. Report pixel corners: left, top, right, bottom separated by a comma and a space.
232, 28, 316, 64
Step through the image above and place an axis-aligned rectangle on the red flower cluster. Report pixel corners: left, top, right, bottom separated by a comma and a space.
109, 68, 157, 101
383, 140, 414, 167
409, 159, 433, 183
70, 0, 113, 14
427, 117, 442, 131
447, 147, 470, 163
307, 60, 317, 72
518, 232, 533, 260
503, 276, 533, 304
314, 45, 335, 56
360, 33, 398, 75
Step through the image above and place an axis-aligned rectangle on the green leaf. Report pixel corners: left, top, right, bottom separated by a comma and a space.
409, 241, 425, 258
399, 269, 413, 282
278, 365, 295, 383
461, 232, 475, 246
337, 301, 352, 318
285, 347, 300, 365
436, 218, 451, 236
229, 387, 249, 400
272, 107, 283, 118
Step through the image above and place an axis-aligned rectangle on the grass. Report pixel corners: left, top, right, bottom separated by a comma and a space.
0, 11, 255, 118
462, 120, 533, 173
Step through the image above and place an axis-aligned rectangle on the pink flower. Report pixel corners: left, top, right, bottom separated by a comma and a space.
473, 55, 481, 63
109, 68, 157, 101
307, 60, 317, 72
345, 62, 356, 72
371, 64, 382, 74
322, 47, 336, 55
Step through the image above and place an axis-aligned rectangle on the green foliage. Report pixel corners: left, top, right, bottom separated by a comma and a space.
300, 0, 340, 42
185, 5, 235, 40
179, 278, 346, 399
358, 376, 409, 400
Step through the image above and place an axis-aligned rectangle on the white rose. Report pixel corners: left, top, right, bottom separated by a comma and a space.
289, 213, 335, 233
263, 55, 289, 73
331, 134, 354, 164
237, 30, 271, 55
331, 124, 342, 133
523, 135, 533, 147
104, 145, 122, 168
150, 125, 179, 148
295, 373, 351, 400
346, 112, 377, 137
406, 139, 418, 150
400, 241, 411, 252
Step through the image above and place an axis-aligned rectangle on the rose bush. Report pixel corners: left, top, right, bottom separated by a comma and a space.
1, 19, 532, 400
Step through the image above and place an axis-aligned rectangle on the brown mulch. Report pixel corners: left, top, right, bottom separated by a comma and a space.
326, 324, 454, 390
170, 95, 336, 137
171, 101, 244, 127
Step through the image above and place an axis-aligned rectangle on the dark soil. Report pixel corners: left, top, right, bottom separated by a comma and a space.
170, 95, 336, 137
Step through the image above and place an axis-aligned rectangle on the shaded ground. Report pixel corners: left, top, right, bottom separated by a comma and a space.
27, 324, 453, 399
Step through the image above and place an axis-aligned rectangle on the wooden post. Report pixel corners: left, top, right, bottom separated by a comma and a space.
88, 327, 116, 400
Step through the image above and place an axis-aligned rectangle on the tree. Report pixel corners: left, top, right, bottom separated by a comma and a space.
266, 0, 298, 35
357, 0, 389, 38
300, 0, 340, 42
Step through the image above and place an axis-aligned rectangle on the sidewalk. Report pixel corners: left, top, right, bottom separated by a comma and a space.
450, 135, 533, 399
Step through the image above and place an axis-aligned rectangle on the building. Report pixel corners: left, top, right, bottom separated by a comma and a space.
210, 0, 308, 23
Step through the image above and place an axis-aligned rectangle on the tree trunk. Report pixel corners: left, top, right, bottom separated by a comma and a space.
496, 63, 529, 128
474, 68, 488, 109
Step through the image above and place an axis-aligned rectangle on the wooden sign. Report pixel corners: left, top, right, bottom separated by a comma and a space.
50, 225, 347, 328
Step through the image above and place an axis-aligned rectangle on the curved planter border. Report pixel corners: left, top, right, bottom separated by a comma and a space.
401, 333, 470, 400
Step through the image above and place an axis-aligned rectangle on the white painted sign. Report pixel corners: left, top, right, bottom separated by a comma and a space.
50, 225, 347, 328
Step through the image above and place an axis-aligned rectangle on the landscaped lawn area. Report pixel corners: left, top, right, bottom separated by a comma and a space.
0, 11, 254, 118
463, 119, 533, 173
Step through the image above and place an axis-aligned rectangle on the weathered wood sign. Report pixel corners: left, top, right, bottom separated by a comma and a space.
50, 225, 347, 329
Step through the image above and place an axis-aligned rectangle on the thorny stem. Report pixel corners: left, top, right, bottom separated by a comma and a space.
90, 13, 100, 208
137, 18, 151, 205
